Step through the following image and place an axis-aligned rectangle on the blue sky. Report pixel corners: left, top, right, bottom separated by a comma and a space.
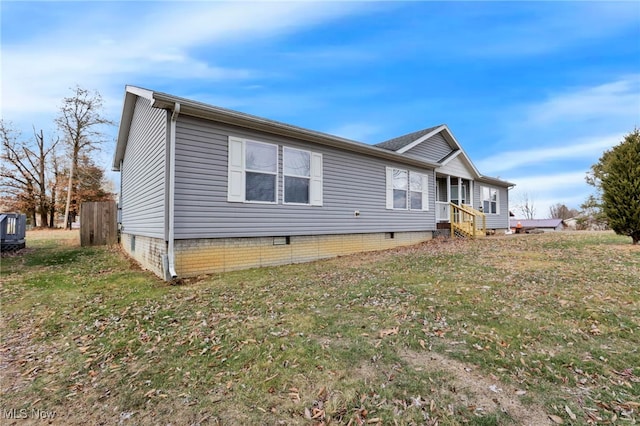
2, 1, 639, 218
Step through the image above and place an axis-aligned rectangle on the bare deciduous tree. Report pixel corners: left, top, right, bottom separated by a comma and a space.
516, 192, 536, 219
548, 203, 579, 220
0, 121, 59, 227
56, 86, 112, 228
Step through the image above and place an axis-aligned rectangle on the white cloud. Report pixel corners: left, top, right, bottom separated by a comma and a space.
1, 2, 368, 122
508, 172, 592, 218
480, 75, 639, 180
477, 133, 623, 174
524, 76, 640, 127
509, 172, 587, 191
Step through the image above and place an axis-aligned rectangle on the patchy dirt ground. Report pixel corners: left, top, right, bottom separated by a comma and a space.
401, 349, 551, 425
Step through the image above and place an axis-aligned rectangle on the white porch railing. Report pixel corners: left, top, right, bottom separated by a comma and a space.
436, 201, 449, 221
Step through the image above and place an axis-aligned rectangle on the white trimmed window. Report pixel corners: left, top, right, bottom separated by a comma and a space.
410, 172, 429, 210
386, 168, 429, 210
283, 147, 323, 206
284, 147, 310, 204
481, 186, 499, 214
228, 137, 322, 206
228, 137, 278, 203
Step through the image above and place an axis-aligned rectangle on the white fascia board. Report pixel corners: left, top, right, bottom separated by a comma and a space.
439, 126, 483, 178
113, 87, 160, 170
126, 85, 154, 100
438, 149, 462, 166
477, 175, 516, 188
396, 125, 447, 154
112, 90, 139, 170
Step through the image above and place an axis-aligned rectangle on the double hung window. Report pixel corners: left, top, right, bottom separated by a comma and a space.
410, 173, 424, 210
481, 186, 498, 214
393, 169, 408, 209
245, 141, 278, 202
386, 167, 429, 211
284, 147, 311, 204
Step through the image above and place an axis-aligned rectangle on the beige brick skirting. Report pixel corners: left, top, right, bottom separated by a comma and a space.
121, 233, 166, 278
122, 231, 433, 280
175, 231, 432, 278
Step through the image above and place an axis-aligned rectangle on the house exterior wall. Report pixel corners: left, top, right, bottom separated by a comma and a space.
173, 116, 437, 239
174, 231, 432, 276
404, 133, 453, 162
121, 232, 166, 278
120, 96, 167, 238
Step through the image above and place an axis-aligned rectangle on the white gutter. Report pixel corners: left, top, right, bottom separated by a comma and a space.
167, 102, 180, 279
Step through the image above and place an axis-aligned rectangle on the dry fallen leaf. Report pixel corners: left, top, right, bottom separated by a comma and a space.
548, 414, 564, 424
379, 327, 399, 338
565, 405, 576, 420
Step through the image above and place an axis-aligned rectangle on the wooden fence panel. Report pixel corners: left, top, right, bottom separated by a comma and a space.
80, 201, 117, 247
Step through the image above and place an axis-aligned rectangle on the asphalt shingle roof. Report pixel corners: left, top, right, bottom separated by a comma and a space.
374, 125, 443, 151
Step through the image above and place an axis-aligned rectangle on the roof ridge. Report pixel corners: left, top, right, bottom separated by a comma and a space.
375, 124, 444, 151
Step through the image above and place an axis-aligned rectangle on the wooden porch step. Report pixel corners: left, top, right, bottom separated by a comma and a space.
452, 223, 485, 238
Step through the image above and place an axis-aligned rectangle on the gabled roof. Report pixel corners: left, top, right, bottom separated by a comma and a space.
375, 124, 514, 187
112, 86, 515, 188
113, 86, 440, 172
375, 125, 443, 151
377, 124, 479, 174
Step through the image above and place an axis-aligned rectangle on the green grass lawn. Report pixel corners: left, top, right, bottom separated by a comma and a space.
1, 230, 638, 425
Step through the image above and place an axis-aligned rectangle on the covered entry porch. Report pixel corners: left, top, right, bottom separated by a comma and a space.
435, 175, 486, 238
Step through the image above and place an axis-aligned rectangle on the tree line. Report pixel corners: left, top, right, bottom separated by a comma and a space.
517, 130, 639, 244
1, 87, 113, 228
586, 129, 640, 244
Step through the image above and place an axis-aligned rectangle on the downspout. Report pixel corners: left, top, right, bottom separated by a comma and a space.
167, 102, 180, 279
119, 160, 123, 229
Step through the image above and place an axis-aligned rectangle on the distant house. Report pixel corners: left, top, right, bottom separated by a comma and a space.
510, 218, 565, 232
113, 86, 515, 280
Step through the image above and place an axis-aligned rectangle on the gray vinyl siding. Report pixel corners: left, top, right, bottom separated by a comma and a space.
174, 116, 436, 239
120, 97, 167, 238
404, 133, 453, 162
437, 156, 474, 180
474, 183, 510, 229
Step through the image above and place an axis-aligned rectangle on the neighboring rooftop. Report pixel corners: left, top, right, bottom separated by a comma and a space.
375, 125, 443, 151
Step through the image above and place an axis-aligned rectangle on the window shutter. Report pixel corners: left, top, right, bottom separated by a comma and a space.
385, 167, 393, 209
422, 174, 429, 211
310, 152, 323, 206
227, 137, 245, 202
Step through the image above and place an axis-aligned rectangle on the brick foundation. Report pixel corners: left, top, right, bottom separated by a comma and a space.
122, 231, 433, 280
121, 233, 167, 278
174, 231, 433, 278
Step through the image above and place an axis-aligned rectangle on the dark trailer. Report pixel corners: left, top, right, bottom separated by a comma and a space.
1, 213, 26, 252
